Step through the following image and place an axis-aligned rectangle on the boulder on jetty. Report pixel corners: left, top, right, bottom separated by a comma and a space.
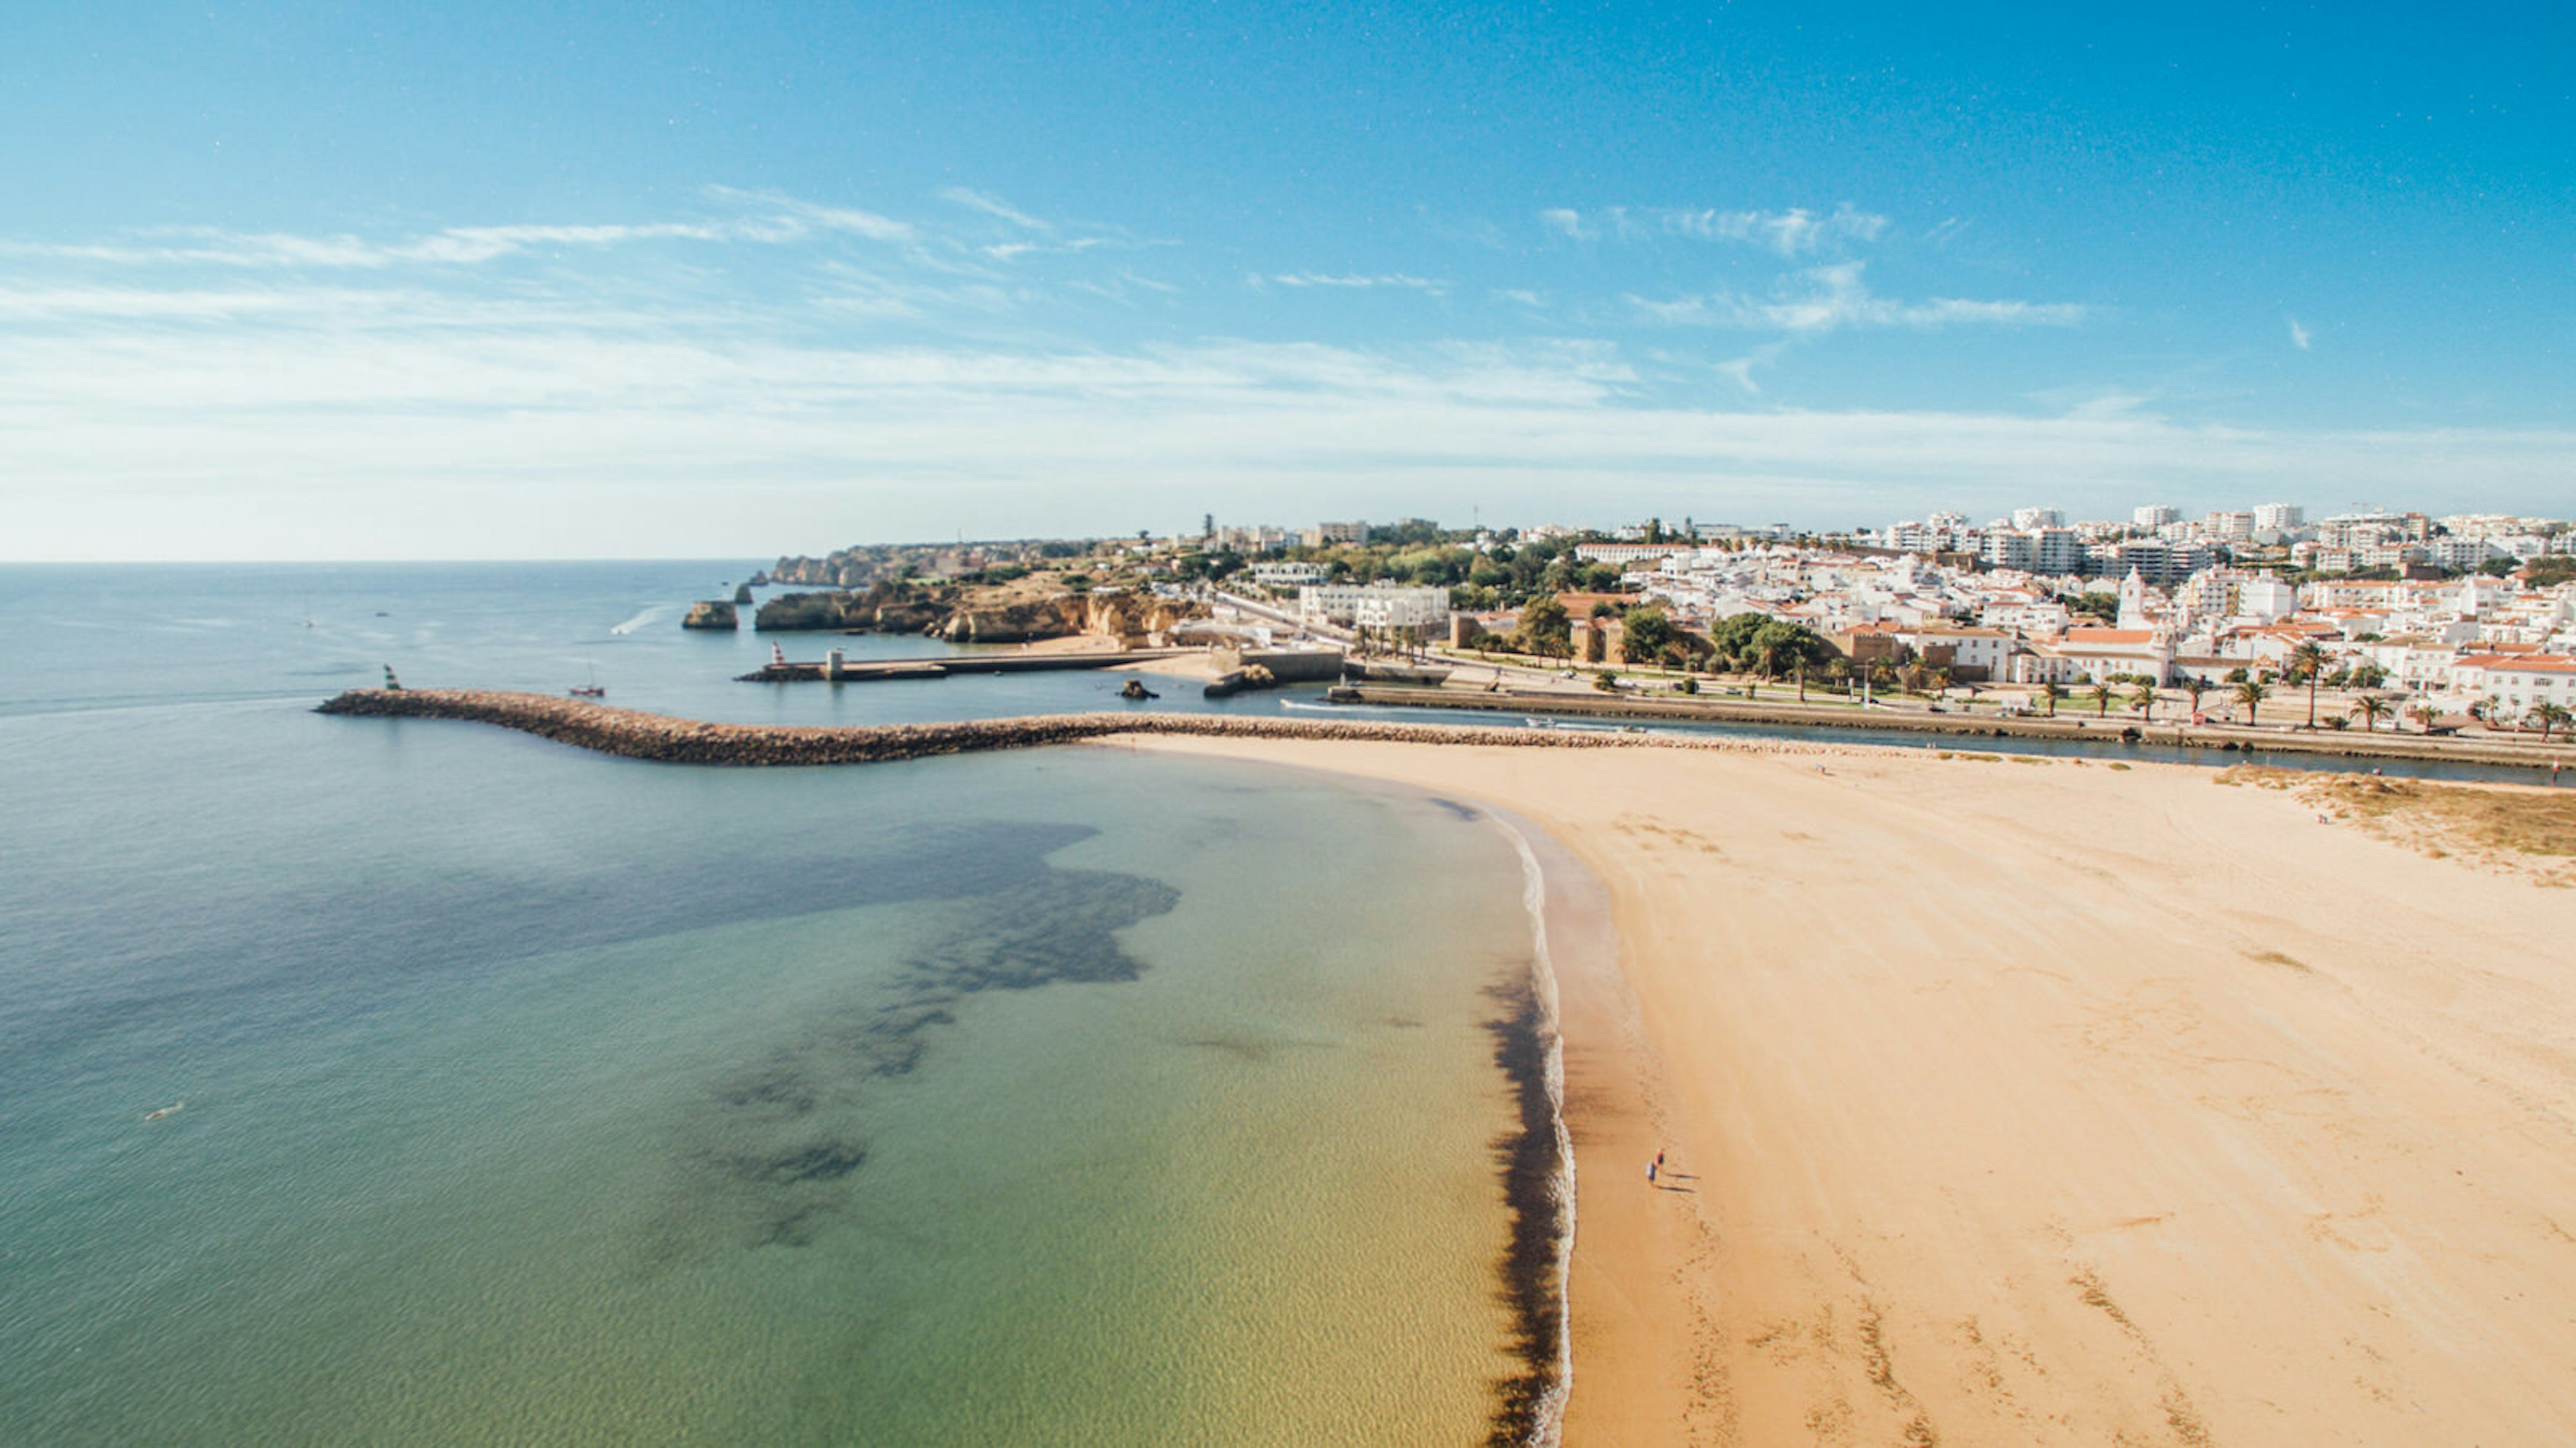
682, 601, 739, 630
1203, 664, 1279, 699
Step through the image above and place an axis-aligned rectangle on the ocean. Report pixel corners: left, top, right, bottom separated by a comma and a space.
0, 563, 1555, 1445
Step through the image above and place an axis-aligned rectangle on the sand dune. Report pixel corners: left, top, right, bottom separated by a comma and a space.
1116, 737, 2576, 1447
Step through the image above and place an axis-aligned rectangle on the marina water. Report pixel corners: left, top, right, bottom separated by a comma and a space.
0, 563, 1540, 1444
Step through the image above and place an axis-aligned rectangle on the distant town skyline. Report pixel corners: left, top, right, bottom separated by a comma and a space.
6, 2, 2573, 560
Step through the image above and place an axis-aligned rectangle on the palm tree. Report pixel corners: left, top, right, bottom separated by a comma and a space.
2532, 701, 2573, 741
2234, 678, 2270, 725
2287, 640, 2330, 727
2350, 693, 2392, 733
2129, 680, 2159, 723
2182, 678, 2210, 719
2088, 680, 2114, 718
2406, 701, 2439, 734
2038, 680, 2064, 717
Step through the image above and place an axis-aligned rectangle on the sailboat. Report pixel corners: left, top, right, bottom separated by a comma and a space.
568, 662, 606, 699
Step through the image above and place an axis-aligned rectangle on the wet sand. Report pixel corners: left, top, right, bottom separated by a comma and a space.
1116, 735, 2576, 1446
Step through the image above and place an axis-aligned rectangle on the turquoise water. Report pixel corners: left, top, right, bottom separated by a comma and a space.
0, 564, 1545, 1445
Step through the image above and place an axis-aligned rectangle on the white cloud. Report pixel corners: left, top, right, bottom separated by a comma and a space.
2, 196, 916, 272
1660, 204, 1889, 256
2289, 317, 2312, 350
1539, 208, 1592, 240
3, 274, 2567, 560
1543, 204, 1886, 255
1632, 262, 2086, 333
1259, 272, 1448, 295
938, 187, 1053, 231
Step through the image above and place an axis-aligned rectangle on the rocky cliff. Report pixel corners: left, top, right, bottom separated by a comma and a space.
682, 600, 739, 630
753, 583, 1203, 643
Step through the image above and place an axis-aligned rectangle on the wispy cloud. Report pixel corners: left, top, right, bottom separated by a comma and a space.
1716, 342, 1789, 395
4, 195, 916, 271
1539, 207, 1597, 240
2288, 317, 2312, 350
1253, 272, 1448, 295
1631, 262, 2086, 333
1661, 205, 1888, 256
938, 187, 1051, 231
7, 295, 2567, 557
1542, 204, 1887, 256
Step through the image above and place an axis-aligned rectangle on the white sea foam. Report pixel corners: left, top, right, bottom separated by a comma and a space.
606, 605, 663, 636
1490, 809, 1576, 1448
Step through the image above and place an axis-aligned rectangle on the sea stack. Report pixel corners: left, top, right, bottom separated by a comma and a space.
683, 600, 739, 630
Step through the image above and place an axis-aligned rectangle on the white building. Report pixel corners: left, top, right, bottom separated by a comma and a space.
1297, 582, 1450, 631
2253, 503, 2306, 533
1249, 561, 1327, 589
2447, 654, 2576, 714
2133, 503, 2180, 527
1302, 521, 1369, 546
2012, 506, 2065, 530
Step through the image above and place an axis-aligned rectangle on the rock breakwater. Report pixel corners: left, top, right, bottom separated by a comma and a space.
313, 689, 1723, 766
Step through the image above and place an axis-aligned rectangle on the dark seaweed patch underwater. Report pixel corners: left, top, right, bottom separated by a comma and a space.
661, 824, 1181, 1251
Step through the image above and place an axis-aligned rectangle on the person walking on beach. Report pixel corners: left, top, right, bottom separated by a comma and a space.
1646, 1157, 1658, 1184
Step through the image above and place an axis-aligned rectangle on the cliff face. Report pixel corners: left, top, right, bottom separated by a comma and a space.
752, 584, 1206, 642
1082, 592, 1197, 645
682, 601, 740, 630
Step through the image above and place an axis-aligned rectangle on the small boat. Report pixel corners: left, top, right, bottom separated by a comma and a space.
568, 662, 606, 699
142, 1100, 184, 1121
1524, 717, 1558, 729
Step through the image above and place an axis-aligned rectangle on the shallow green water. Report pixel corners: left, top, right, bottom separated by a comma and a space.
0, 564, 1545, 1445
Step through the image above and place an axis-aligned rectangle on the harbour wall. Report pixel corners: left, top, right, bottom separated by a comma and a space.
314, 689, 1686, 766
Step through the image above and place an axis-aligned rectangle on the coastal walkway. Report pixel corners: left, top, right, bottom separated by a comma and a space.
1330, 684, 2571, 772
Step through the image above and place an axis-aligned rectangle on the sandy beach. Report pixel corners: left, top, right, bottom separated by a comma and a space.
1115, 735, 2576, 1446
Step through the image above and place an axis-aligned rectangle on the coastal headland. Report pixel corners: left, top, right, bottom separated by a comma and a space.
319, 688, 2576, 1444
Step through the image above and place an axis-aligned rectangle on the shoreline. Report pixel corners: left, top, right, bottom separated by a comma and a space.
1122, 733, 2576, 1445
321, 689, 2576, 1442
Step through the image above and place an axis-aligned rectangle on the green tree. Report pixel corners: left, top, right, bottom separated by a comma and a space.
2532, 701, 2573, 741
2406, 701, 2439, 733
2350, 693, 2392, 733
2234, 678, 2271, 725
2129, 680, 2159, 723
2182, 678, 2210, 719
2287, 640, 2330, 727
2038, 680, 2064, 717
1620, 607, 1674, 665
1515, 594, 1572, 658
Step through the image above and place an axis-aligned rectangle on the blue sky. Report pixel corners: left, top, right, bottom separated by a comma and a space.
4, 1, 2571, 558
